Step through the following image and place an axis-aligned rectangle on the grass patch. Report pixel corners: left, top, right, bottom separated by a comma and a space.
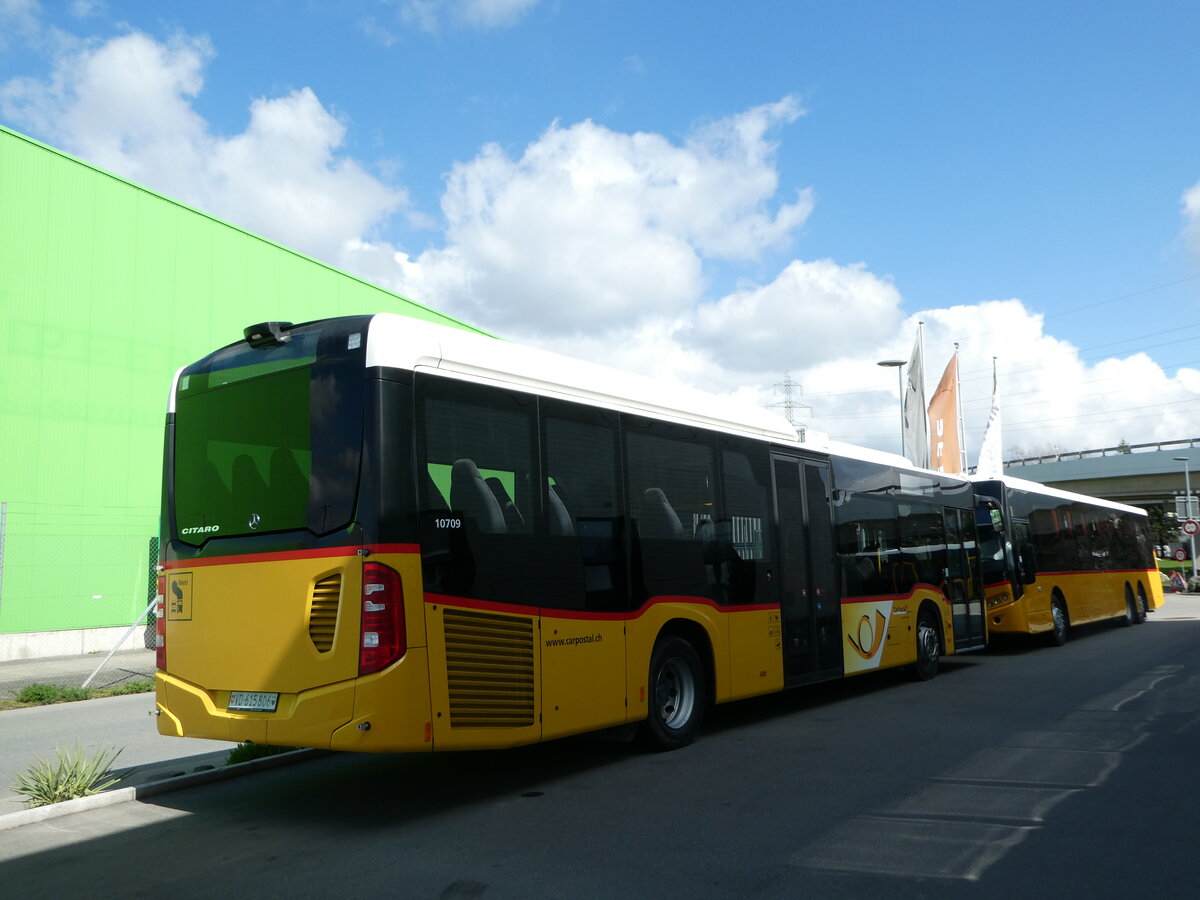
225, 742, 298, 766
12, 745, 126, 807
17, 683, 90, 704
94, 678, 155, 697
2, 678, 155, 711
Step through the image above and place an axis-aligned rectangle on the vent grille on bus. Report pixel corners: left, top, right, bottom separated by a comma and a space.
443, 608, 535, 728
308, 574, 342, 653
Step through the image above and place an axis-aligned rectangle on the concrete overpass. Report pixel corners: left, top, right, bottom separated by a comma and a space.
999, 438, 1200, 517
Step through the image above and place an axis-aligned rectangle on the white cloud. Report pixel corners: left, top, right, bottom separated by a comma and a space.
397, 0, 541, 33
794, 300, 1200, 461
381, 99, 812, 336
684, 259, 904, 373
0, 30, 407, 266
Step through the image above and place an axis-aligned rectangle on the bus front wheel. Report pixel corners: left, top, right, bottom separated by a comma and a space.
1120, 586, 1137, 628
642, 636, 706, 751
1048, 596, 1068, 646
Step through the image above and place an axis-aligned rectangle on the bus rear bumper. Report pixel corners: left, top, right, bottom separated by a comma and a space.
155, 647, 433, 753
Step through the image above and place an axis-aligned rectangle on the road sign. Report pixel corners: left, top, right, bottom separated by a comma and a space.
1185, 520, 1199, 536
1175, 548, 1188, 561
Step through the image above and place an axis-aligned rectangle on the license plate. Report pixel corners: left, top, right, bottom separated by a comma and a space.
228, 691, 279, 712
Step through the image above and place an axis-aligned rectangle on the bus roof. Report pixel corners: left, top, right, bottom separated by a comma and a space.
366, 313, 805, 443
971, 473, 1147, 517
365, 313, 973, 481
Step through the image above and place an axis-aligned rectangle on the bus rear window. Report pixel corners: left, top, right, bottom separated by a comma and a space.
171, 320, 367, 544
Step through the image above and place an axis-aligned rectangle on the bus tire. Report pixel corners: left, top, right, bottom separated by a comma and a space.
1135, 585, 1148, 624
642, 636, 706, 751
912, 607, 940, 681
1120, 585, 1137, 628
1047, 595, 1068, 646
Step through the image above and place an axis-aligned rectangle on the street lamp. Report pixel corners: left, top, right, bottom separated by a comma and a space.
1174, 456, 1196, 585
878, 359, 906, 457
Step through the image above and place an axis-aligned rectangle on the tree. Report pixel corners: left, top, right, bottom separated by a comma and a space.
1148, 505, 1177, 552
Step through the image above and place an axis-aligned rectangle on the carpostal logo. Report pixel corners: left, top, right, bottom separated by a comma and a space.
181, 525, 221, 536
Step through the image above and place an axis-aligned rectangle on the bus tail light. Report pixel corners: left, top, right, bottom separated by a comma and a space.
359, 562, 405, 675
155, 575, 166, 671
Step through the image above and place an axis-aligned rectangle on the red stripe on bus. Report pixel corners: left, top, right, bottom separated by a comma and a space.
1032, 569, 1156, 577
161, 543, 420, 568
424, 592, 780, 620
840, 584, 948, 606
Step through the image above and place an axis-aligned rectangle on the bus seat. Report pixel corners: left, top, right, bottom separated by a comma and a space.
485, 476, 526, 531
548, 484, 574, 536
451, 459, 507, 534
640, 488, 684, 539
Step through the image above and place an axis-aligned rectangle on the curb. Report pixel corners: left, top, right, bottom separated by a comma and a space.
0, 747, 327, 832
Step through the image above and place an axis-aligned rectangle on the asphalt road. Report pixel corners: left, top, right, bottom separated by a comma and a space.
2, 604, 1199, 898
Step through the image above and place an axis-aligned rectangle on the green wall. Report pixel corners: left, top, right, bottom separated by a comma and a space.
0, 125, 480, 636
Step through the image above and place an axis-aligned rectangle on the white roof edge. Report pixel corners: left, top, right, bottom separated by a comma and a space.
167, 366, 186, 413
366, 313, 800, 444
971, 473, 1147, 517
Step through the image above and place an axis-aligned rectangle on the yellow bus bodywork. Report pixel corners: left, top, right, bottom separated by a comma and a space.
984, 569, 1165, 636
157, 548, 962, 752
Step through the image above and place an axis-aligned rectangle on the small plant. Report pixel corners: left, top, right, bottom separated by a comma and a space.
101, 678, 155, 696
16, 683, 90, 704
12, 745, 125, 807
225, 742, 297, 766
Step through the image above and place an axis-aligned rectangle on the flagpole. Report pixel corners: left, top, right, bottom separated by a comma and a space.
954, 342, 967, 472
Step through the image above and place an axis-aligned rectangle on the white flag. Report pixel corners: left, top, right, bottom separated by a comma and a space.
976, 363, 1003, 478
902, 327, 930, 468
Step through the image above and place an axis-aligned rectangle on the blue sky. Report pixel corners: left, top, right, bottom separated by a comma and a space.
4, 0, 1200, 460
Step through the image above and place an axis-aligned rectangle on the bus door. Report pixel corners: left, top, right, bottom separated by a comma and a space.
945, 507, 986, 650
772, 454, 841, 684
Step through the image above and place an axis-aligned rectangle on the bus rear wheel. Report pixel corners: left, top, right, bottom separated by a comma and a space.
912, 608, 940, 681
642, 636, 706, 751
1135, 586, 1148, 624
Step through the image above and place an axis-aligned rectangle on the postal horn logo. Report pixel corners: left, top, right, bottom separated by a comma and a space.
848, 610, 887, 660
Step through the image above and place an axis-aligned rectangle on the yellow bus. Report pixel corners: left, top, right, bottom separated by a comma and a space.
155, 314, 986, 752
972, 475, 1164, 645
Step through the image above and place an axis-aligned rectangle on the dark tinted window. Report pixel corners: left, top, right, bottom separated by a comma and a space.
836, 495, 900, 597
172, 319, 367, 543
899, 501, 946, 590
625, 419, 716, 601
718, 439, 778, 605
542, 401, 629, 611
416, 377, 538, 605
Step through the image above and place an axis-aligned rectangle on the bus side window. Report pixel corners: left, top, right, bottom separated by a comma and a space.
718, 440, 776, 605
416, 376, 537, 604
625, 420, 715, 603
542, 403, 628, 612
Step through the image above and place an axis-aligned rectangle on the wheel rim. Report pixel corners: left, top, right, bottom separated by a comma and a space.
1052, 603, 1065, 637
918, 620, 939, 666
656, 657, 695, 730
